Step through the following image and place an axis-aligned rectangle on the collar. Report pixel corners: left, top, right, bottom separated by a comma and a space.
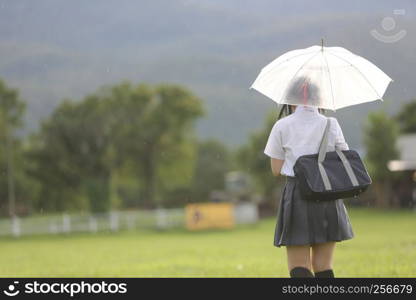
293, 105, 319, 115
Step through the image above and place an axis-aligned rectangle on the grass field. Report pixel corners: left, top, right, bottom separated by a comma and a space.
1, 207, 416, 277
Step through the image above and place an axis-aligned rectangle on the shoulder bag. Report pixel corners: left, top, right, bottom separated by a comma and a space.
293, 117, 372, 201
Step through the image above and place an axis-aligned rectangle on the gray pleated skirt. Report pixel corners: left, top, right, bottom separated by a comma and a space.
274, 175, 354, 247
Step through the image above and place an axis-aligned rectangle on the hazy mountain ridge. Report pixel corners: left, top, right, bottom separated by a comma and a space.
0, 0, 415, 149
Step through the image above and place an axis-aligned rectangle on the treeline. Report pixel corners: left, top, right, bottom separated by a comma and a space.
1, 78, 415, 216
0, 80, 232, 215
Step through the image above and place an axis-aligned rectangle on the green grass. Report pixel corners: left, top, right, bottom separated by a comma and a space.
1, 207, 415, 277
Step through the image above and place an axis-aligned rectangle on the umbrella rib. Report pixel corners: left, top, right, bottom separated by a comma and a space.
255, 50, 321, 81
278, 50, 321, 104
328, 51, 383, 100
322, 51, 336, 110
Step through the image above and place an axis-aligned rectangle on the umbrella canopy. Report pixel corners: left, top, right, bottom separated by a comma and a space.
250, 45, 393, 111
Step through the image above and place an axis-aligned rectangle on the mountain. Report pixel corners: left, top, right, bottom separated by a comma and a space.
0, 0, 415, 151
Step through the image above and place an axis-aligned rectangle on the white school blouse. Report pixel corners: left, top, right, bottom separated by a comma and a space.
264, 105, 349, 177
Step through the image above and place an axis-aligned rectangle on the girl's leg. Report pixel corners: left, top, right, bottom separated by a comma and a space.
286, 245, 313, 277
311, 242, 336, 277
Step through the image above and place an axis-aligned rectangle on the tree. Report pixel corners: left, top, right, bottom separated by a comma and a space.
109, 82, 204, 206
27, 81, 204, 211
0, 79, 26, 216
27, 96, 114, 212
395, 100, 416, 133
191, 139, 230, 202
236, 111, 284, 210
363, 111, 400, 207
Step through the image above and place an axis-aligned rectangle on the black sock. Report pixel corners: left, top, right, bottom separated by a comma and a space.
290, 267, 314, 278
314, 269, 335, 278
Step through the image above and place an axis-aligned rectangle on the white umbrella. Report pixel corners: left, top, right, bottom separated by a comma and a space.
250, 43, 393, 111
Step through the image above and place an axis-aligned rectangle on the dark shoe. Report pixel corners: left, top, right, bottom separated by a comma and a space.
290, 266, 314, 278
314, 269, 335, 278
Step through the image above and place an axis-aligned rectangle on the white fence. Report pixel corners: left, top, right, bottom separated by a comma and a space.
0, 203, 258, 237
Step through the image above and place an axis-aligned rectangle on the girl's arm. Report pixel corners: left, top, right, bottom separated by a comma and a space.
270, 158, 284, 176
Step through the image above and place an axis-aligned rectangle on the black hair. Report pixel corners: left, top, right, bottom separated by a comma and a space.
277, 77, 325, 120
277, 104, 326, 120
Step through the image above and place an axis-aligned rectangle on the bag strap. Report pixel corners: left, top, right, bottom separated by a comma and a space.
318, 118, 331, 163
317, 117, 359, 190
317, 118, 332, 190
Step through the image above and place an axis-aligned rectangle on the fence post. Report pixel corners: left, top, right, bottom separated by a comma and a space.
126, 213, 136, 230
62, 213, 71, 233
11, 216, 21, 237
109, 211, 119, 232
89, 216, 98, 233
156, 208, 168, 229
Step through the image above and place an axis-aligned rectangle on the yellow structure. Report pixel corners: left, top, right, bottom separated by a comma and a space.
185, 203, 235, 230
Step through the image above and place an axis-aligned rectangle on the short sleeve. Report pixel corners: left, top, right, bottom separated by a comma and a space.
264, 122, 285, 159
333, 118, 349, 151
